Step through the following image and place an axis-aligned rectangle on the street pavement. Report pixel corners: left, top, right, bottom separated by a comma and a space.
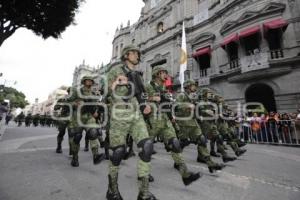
0, 123, 300, 200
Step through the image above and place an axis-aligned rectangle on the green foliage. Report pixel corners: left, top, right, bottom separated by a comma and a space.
0, 0, 84, 46
0, 86, 29, 108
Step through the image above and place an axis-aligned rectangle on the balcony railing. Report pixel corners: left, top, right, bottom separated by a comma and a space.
229, 58, 240, 69
270, 49, 284, 59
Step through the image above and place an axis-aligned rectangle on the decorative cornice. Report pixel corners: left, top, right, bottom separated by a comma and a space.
189, 32, 216, 46
227, 66, 292, 83
220, 2, 286, 35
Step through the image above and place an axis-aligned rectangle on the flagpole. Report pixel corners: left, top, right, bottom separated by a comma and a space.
179, 21, 187, 92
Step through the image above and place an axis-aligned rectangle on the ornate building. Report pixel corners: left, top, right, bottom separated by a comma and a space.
110, 0, 300, 113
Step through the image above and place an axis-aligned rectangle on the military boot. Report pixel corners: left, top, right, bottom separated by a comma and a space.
222, 155, 236, 163
237, 140, 246, 148
235, 149, 247, 157
137, 176, 158, 200
106, 175, 123, 200
71, 156, 79, 167
208, 163, 225, 173
56, 137, 63, 153
182, 172, 202, 186
210, 151, 221, 157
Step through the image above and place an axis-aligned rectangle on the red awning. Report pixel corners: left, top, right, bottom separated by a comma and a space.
221, 33, 239, 47
239, 25, 260, 38
192, 47, 211, 58
263, 18, 288, 33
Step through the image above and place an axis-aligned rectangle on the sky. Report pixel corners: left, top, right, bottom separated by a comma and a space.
0, 0, 144, 104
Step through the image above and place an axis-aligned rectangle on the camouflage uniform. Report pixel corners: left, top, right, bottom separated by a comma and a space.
215, 96, 247, 157
67, 76, 105, 167
54, 93, 71, 154
105, 45, 156, 200
175, 80, 224, 173
198, 88, 236, 163
145, 66, 201, 185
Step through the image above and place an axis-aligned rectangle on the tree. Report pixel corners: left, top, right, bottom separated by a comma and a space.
0, 86, 29, 108
0, 0, 84, 46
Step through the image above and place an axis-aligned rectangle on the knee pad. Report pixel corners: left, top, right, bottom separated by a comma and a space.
167, 137, 182, 153
110, 145, 126, 166
74, 133, 83, 144
137, 138, 153, 162
197, 135, 207, 147
87, 128, 98, 140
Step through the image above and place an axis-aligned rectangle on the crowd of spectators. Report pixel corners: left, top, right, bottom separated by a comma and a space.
238, 109, 300, 144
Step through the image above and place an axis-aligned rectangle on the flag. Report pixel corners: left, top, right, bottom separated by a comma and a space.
179, 22, 187, 92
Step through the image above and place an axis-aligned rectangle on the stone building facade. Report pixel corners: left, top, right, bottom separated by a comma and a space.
110, 0, 300, 113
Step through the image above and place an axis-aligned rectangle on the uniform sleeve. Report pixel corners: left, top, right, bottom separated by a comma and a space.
145, 84, 157, 100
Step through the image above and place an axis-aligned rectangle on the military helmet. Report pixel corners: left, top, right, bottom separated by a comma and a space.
81, 76, 95, 84
152, 65, 168, 77
121, 45, 141, 61
183, 80, 196, 88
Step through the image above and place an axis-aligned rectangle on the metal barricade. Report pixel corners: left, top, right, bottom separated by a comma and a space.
238, 120, 300, 146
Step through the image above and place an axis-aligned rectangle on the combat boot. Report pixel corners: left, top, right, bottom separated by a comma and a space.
71, 157, 79, 167
93, 153, 105, 165
235, 149, 247, 157
106, 175, 123, 200
210, 151, 221, 157
237, 141, 246, 148
208, 163, 225, 173
197, 156, 207, 163
182, 172, 202, 186
137, 176, 158, 200
222, 155, 236, 163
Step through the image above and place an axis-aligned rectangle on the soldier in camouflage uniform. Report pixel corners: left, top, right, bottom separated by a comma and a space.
198, 88, 236, 163
145, 65, 201, 185
54, 88, 72, 155
67, 76, 105, 167
175, 80, 225, 173
105, 45, 157, 200
214, 95, 247, 157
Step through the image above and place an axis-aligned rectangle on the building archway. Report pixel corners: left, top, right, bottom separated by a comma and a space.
245, 83, 277, 112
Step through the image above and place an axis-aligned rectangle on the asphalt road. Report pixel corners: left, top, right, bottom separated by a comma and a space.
0, 123, 299, 200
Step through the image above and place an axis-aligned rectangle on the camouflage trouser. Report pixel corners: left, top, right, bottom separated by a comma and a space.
68, 113, 100, 158
176, 119, 216, 167
200, 120, 228, 157
217, 121, 239, 153
147, 115, 190, 178
109, 108, 151, 193
57, 121, 71, 147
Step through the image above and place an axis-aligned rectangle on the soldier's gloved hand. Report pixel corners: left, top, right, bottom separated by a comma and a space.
93, 112, 99, 118
143, 104, 151, 115
111, 75, 128, 90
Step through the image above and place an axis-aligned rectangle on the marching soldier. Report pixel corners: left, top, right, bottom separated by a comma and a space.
198, 88, 236, 162
67, 76, 105, 167
54, 88, 72, 154
214, 95, 247, 157
145, 65, 201, 185
105, 45, 157, 200
175, 80, 225, 173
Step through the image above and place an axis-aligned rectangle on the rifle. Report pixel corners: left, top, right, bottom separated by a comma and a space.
122, 67, 152, 128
